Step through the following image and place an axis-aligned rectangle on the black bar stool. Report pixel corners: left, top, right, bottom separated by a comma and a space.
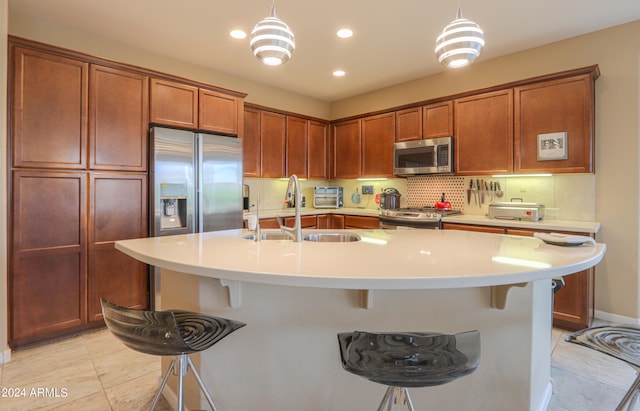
100, 298, 245, 411
566, 325, 640, 411
337, 330, 480, 410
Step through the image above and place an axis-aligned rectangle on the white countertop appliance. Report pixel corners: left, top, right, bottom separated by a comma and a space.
313, 186, 343, 208
488, 201, 545, 221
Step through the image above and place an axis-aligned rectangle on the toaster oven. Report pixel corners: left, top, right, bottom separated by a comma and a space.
313, 187, 343, 209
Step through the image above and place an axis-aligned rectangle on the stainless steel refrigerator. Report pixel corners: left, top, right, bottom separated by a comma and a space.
149, 126, 243, 237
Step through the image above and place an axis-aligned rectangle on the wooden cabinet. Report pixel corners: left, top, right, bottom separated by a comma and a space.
395, 107, 422, 142
88, 173, 148, 322
260, 111, 286, 178
362, 113, 395, 177
149, 78, 198, 129
10, 171, 87, 343
89, 65, 148, 171
150, 78, 243, 135
505, 228, 594, 330
423, 101, 453, 139
317, 214, 346, 229
308, 121, 329, 179
286, 116, 308, 178
344, 215, 380, 229
443, 221, 594, 331
259, 215, 317, 229
442, 223, 506, 234
514, 74, 595, 173
243, 106, 261, 177
455, 89, 514, 175
199, 88, 242, 135
11, 46, 88, 169
333, 119, 361, 179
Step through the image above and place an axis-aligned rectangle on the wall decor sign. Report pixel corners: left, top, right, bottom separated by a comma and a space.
537, 132, 568, 161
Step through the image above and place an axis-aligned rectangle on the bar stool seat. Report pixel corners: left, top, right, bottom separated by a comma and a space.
101, 298, 245, 411
337, 330, 480, 410
566, 325, 640, 411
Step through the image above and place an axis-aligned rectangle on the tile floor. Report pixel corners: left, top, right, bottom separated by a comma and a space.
0, 325, 637, 410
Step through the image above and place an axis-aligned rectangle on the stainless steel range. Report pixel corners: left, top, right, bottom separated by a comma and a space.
379, 207, 462, 229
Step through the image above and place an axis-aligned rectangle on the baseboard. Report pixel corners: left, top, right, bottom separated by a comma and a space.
537, 381, 553, 411
594, 310, 640, 325
1, 347, 11, 364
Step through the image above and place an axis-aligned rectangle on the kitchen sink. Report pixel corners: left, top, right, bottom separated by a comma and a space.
242, 231, 292, 241
303, 233, 361, 242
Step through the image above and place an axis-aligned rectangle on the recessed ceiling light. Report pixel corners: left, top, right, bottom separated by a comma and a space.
230, 30, 247, 39
337, 29, 353, 39
333, 70, 346, 77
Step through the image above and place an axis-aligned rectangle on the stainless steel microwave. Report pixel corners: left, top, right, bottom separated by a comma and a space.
393, 137, 453, 175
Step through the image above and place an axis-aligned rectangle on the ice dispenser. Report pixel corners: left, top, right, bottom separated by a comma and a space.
159, 183, 188, 230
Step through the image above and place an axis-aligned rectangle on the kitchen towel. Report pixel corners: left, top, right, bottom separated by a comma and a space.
533, 232, 596, 246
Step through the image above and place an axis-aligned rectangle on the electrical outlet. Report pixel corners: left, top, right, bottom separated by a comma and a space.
362, 185, 374, 195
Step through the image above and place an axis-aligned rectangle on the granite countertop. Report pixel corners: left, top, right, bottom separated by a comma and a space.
116, 228, 605, 290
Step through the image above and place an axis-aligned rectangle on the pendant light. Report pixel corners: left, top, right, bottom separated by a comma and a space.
250, 2, 295, 66
435, 7, 484, 69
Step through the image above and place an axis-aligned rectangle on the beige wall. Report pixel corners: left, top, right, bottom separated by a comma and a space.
332, 21, 640, 321
4, 8, 639, 350
1, 0, 9, 361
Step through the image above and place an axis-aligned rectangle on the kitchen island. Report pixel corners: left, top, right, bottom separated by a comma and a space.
115, 228, 605, 411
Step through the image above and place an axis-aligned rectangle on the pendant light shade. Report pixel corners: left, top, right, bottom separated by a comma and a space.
435, 8, 484, 69
250, 4, 295, 66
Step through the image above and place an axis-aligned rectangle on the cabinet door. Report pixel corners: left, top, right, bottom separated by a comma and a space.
506, 228, 594, 330
362, 113, 395, 177
284, 215, 317, 228
344, 215, 380, 229
317, 214, 329, 229
260, 111, 286, 178
12, 47, 88, 169
199, 88, 241, 135
442, 223, 506, 234
88, 173, 149, 322
286, 116, 308, 178
455, 89, 513, 175
423, 101, 453, 139
395, 107, 422, 142
149, 78, 198, 128
331, 215, 346, 229
10, 171, 87, 342
333, 119, 361, 179
243, 107, 261, 177
89, 65, 149, 171
514, 75, 595, 173
308, 121, 329, 179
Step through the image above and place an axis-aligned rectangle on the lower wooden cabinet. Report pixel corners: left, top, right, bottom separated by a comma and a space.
9, 170, 149, 347
344, 215, 380, 229
443, 222, 594, 331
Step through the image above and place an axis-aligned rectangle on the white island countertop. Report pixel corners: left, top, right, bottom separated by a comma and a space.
115, 228, 605, 290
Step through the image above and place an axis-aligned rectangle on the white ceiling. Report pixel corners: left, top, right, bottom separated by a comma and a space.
8, 0, 640, 102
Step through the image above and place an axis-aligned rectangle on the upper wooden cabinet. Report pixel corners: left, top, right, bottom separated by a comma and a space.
89, 65, 149, 171
243, 106, 261, 177
395, 107, 422, 142
286, 116, 308, 178
362, 113, 395, 177
333, 119, 362, 179
455, 89, 514, 175
11, 46, 88, 169
260, 111, 286, 178
149, 78, 198, 129
308, 121, 329, 179
199, 88, 243, 135
514, 74, 595, 173
150, 78, 243, 135
423, 101, 453, 139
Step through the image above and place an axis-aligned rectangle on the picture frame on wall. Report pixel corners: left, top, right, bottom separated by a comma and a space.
537, 132, 568, 161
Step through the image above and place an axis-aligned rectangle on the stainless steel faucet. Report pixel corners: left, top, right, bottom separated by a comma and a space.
277, 174, 302, 242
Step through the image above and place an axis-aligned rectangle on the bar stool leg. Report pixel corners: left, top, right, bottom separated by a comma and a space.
151, 358, 176, 411
177, 354, 188, 411
616, 372, 640, 411
377, 386, 394, 411
187, 355, 218, 411
376, 386, 415, 411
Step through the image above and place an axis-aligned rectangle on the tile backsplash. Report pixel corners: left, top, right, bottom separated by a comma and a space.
243, 174, 596, 222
